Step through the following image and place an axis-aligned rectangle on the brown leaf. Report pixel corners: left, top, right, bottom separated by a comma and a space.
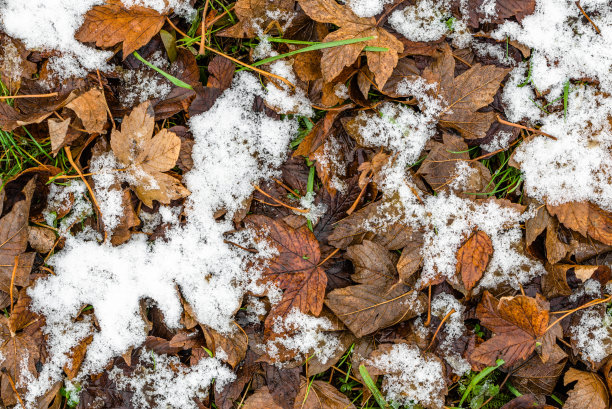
0, 178, 36, 294
325, 282, 426, 337
65, 88, 108, 134
110, 189, 140, 245
396, 236, 424, 284
203, 324, 248, 368
346, 240, 399, 288
547, 201, 612, 246
563, 368, 609, 409
110, 101, 189, 207
76, 0, 166, 58
48, 118, 72, 155
298, 0, 403, 88
456, 230, 493, 291
243, 386, 284, 409
295, 376, 357, 408
0, 100, 55, 132
306, 331, 355, 377
423, 44, 510, 141
471, 292, 549, 368
453, 0, 536, 28
246, 215, 327, 321
207, 55, 235, 91
0, 33, 37, 94
218, 0, 295, 38
500, 395, 555, 409
541, 263, 572, 298
64, 335, 94, 379
28, 226, 56, 254
0, 289, 45, 407
264, 364, 301, 409
510, 343, 566, 396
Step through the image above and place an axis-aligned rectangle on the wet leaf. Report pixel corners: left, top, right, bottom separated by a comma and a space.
456, 230, 493, 291
76, 0, 166, 58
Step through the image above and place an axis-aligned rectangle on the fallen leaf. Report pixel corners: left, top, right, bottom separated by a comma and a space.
306, 330, 355, 377
346, 240, 399, 288
207, 55, 235, 91
64, 335, 94, 379
28, 226, 56, 254
547, 201, 612, 246
456, 230, 493, 291
65, 88, 108, 134
0, 34, 37, 94
563, 368, 609, 409
264, 364, 301, 409
110, 101, 190, 207
510, 343, 567, 396
423, 44, 510, 141
47, 117, 72, 155
76, 0, 166, 58
326, 282, 426, 337
243, 386, 284, 409
295, 376, 357, 408
0, 178, 36, 294
471, 292, 549, 368
297, 0, 403, 88
500, 394, 555, 409
219, 0, 295, 38
452, 0, 536, 28
203, 324, 248, 369
245, 215, 327, 322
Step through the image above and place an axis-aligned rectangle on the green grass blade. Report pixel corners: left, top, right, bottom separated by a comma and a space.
132, 51, 194, 90
251, 36, 382, 68
459, 359, 504, 407
358, 364, 389, 409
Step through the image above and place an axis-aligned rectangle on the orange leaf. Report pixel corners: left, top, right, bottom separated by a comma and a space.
456, 230, 493, 291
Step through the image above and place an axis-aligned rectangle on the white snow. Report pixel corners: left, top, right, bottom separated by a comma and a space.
368, 343, 446, 408
431, 293, 471, 375
389, 0, 449, 42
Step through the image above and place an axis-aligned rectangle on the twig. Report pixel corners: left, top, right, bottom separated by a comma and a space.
0, 92, 58, 100
546, 294, 612, 333
252, 185, 309, 213
165, 17, 295, 89
496, 115, 557, 140
318, 248, 340, 266
64, 147, 106, 241
199, 0, 210, 55
2, 370, 25, 408
223, 239, 258, 253
426, 308, 456, 351
424, 285, 432, 326
9, 255, 18, 316
575, 1, 601, 33
453, 53, 472, 68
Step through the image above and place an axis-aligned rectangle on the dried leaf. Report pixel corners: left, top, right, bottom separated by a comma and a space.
547, 201, 612, 246
246, 215, 327, 321
423, 44, 510, 141
563, 368, 609, 409
0, 178, 36, 294
48, 117, 72, 155
207, 55, 235, 91
219, 0, 295, 38
453, 0, 536, 28
471, 292, 549, 368
203, 324, 248, 369
456, 230, 493, 291
28, 226, 56, 254
110, 101, 189, 207
64, 335, 94, 379
510, 343, 567, 396
295, 376, 357, 408
243, 386, 284, 409
297, 0, 403, 88
76, 0, 166, 58
65, 88, 108, 134
325, 282, 426, 337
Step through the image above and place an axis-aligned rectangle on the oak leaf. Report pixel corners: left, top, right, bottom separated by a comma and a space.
110, 101, 189, 207
245, 215, 327, 322
76, 0, 166, 58
564, 368, 609, 409
423, 44, 510, 141
471, 292, 549, 368
297, 0, 403, 88
456, 230, 493, 291
547, 201, 612, 246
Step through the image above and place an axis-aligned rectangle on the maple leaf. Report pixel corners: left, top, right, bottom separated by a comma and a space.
0, 178, 36, 295
245, 215, 327, 322
456, 230, 493, 291
423, 44, 510, 141
471, 292, 549, 368
0, 289, 45, 407
110, 101, 190, 207
564, 368, 609, 409
547, 201, 612, 246
297, 0, 403, 88
218, 0, 295, 38
76, 0, 166, 58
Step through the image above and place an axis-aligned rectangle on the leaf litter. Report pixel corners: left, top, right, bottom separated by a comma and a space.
0, 0, 611, 408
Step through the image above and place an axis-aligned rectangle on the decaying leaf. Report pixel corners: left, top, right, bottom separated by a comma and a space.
547, 201, 612, 246
65, 88, 108, 134
563, 368, 609, 409
76, 0, 166, 58
246, 215, 327, 322
297, 0, 403, 88
110, 101, 190, 207
295, 376, 357, 408
456, 230, 493, 291
423, 44, 510, 141
471, 292, 549, 368
0, 178, 36, 294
